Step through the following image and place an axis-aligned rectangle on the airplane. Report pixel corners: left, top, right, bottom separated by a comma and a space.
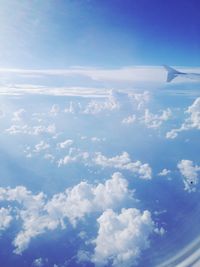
163, 65, 200, 82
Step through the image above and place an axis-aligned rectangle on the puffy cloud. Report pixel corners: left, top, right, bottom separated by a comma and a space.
76, 250, 91, 263
158, 168, 171, 176
0, 173, 133, 254
5, 124, 56, 136
94, 152, 152, 179
141, 108, 171, 129
34, 141, 50, 153
50, 104, 60, 116
57, 139, 74, 149
44, 153, 55, 162
46, 172, 132, 225
83, 93, 120, 114
128, 91, 150, 110
166, 97, 200, 139
0, 207, 12, 231
92, 208, 154, 267
91, 137, 105, 142
177, 160, 200, 192
12, 108, 25, 122
33, 258, 48, 267
57, 148, 89, 167
121, 115, 136, 125
186, 97, 200, 129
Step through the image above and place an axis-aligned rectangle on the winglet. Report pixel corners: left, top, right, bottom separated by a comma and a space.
163, 65, 182, 82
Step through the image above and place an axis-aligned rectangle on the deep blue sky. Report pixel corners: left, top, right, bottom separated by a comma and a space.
0, 0, 200, 68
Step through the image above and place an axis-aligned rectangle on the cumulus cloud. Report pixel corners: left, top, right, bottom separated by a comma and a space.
0, 173, 133, 254
57, 148, 90, 167
166, 97, 200, 139
12, 108, 26, 122
177, 160, 200, 192
91, 137, 105, 142
57, 139, 74, 149
44, 153, 55, 162
94, 152, 152, 179
92, 208, 154, 267
50, 104, 60, 116
5, 124, 56, 136
141, 108, 171, 129
0, 207, 12, 231
128, 91, 150, 110
46, 172, 132, 225
158, 169, 171, 176
83, 93, 120, 114
34, 141, 50, 153
33, 258, 48, 267
122, 115, 136, 125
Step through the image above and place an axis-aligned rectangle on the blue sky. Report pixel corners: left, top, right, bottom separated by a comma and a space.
0, 0, 200, 68
1, 1, 200, 267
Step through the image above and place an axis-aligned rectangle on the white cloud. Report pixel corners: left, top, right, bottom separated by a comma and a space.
177, 160, 200, 192
122, 115, 136, 125
186, 97, 200, 129
44, 153, 55, 162
12, 108, 26, 122
5, 124, 56, 136
33, 258, 48, 267
57, 139, 74, 149
0, 173, 133, 254
57, 148, 90, 167
128, 91, 150, 110
91, 137, 105, 142
94, 152, 152, 179
0, 207, 12, 231
92, 208, 154, 267
166, 97, 200, 139
141, 108, 171, 129
46, 172, 132, 226
158, 169, 171, 176
34, 141, 50, 153
83, 93, 120, 114
50, 104, 60, 116
76, 250, 91, 263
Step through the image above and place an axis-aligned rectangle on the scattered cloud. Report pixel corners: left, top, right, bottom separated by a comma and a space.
158, 169, 171, 176
57, 139, 74, 149
83, 92, 120, 114
5, 124, 56, 136
0, 207, 12, 231
94, 152, 152, 179
122, 115, 136, 125
12, 108, 26, 122
33, 258, 48, 267
128, 91, 150, 110
177, 160, 200, 192
92, 208, 154, 267
0, 173, 133, 254
50, 104, 60, 116
76, 250, 91, 264
141, 108, 171, 129
166, 97, 200, 139
34, 141, 50, 153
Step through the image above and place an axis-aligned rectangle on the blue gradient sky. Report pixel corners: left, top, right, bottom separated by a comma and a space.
0, 0, 200, 68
